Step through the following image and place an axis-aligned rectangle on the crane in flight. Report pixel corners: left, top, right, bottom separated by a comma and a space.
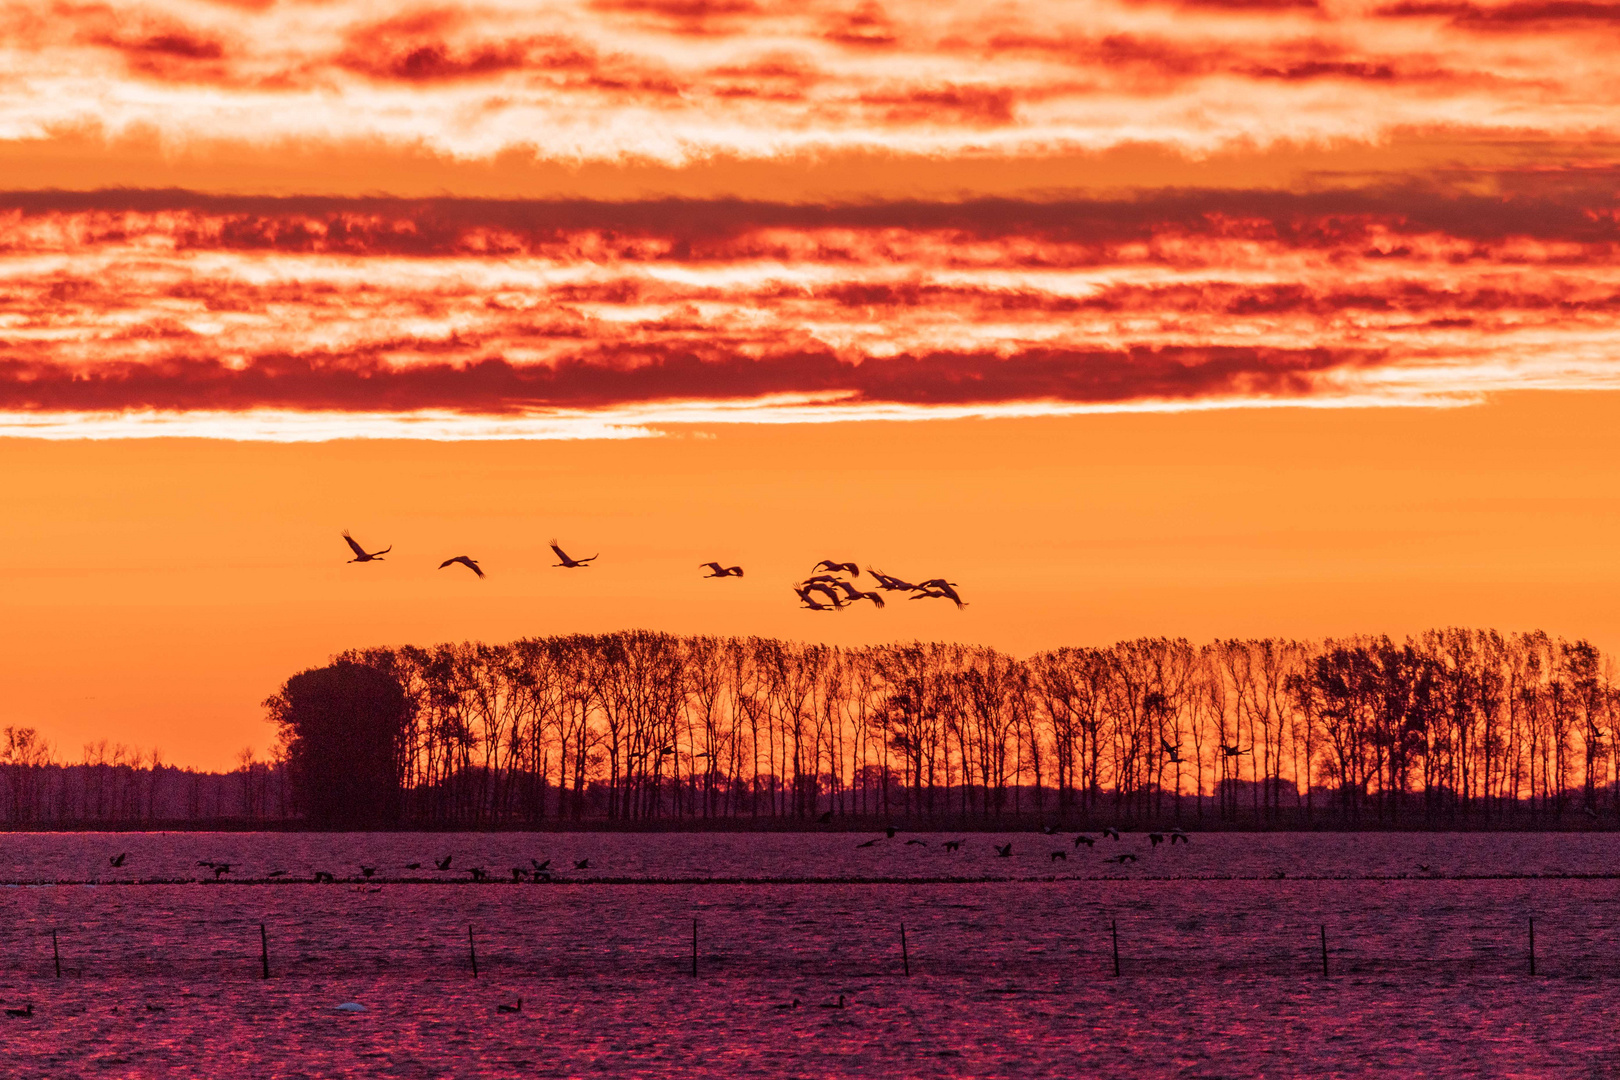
700, 562, 744, 578
342, 530, 391, 563
803, 581, 847, 608
833, 580, 885, 608
550, 541, 598, 568
794, 584, 838, 611
911, 581, 967, 608
868, 569, 920, 591
814, 560, 859, 577
439, 556, 484, 578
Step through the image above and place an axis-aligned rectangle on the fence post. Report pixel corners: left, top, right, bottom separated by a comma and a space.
260, 923, 270, 980
469, 925, 479, 978
1528, 917, 1536, 977
900, 923, 910, 977
692, 918, 698, 978
1111, 920, 1120, 978
52, 930, 61, 979
1320, 924, 1328, 978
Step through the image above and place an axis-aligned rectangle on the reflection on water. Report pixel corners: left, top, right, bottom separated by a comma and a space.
0, 833, 1615, 1076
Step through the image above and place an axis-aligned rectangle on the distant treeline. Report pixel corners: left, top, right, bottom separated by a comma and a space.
243, 629, 1620, 830
0, 731, 289, 825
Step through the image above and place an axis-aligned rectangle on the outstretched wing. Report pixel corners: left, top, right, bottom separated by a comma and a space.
467, 559, 484, 578
700, 562, 721, 573
549, 541, 569, 562
342, 531, 368, 558
729, 566, 744, 577
438, 558, 457, 569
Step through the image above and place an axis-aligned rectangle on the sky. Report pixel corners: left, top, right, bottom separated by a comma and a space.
4, 0, 1620, 768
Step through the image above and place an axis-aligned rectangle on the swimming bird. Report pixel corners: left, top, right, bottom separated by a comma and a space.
109, 853, 126, 868
4, 1003, 31, 1018
435, 855, 453, 871
814, 560, 859, 576
1103, 827, 1120, 840
995, 842, 1013, 857
549, 541, 597, 568
943, 840, 963, 852
1169, 828, 1190, 845
438, 555, 484, 578
819, 994, 846, 1009
1108, 853, 1138, 864
1148, 833, 1164, 848
700, 562, 744, 578
342, 530, 390, 563
531, 859, 551, 872
1074, 834, 1095, 848
574, 859, 591, 870
334, 1002, 366, 1013
774, 998, 801, 1010
497, 998, 523, 1014
144, 1004, 165, 1012
1050, 851, 1067, 861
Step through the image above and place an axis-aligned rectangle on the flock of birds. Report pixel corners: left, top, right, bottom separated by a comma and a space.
793, 560, 966, 612
102, 851, 605, 884
849, 823, 1190, 863
342, 532, 967, 611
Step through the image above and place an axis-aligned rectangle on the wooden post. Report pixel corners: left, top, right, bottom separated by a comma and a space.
1320, 925, 1328, 977
1528, 917, 1536, 977
1111, 920, 1120, 978
469, 925, 479, 978
51, 930, 60, 979
691, 918, 698, 978
900, 922, 910, 977
260, 923, 270, 980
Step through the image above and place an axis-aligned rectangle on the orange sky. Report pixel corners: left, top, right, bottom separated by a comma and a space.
4, 0, 1620, 766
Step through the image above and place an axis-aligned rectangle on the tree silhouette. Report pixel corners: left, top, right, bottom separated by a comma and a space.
264, 662, 411, 828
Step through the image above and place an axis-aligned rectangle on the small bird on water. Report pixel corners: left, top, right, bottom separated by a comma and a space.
497, 998, 523, 1014
4, 1003, 31, 1018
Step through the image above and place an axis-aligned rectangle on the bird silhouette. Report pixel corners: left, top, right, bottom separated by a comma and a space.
794, 585, 838, 611
4, 1003, 31, 1018
468, 867, 489, 882
1169, 828, 1190, 845
814, 560, 859, 576
549, 541, 597, 568
511, 867, 527, 882
438, 556, 484, 578
1148, 833, 1165, 847
314, 871, 335, 883
360, 866, 378, 878
497, 998, 523, 1014
268, 869, 289, 878
774, 998, 801, 1010
817, 810, 833, 824
905, 839, 928, 846
531, 859, 551, 872
1049, 850, 1067, 861
803, 582, 848, 607
435, 855, 453, 871
1103, 826, 1121, 840
212, 863, 232, 878
857, 838, 879, 848
911, 582, 967, 608
342, 530, 390, 563
1108, 853, 1138, 864
819, 994, 847, 1009
943, 840, 963, 851
109, 853, 126, 868
886, 826, 897, 838
1162, 739, 1183, 764
700, 562, 744, 578
1074, 834, 1095, 848
995, 842, 1013, 857
1220, 744, 1251, 758
833, 580, 886, 607
868, 569, 920, 591
574, 859, 591, 870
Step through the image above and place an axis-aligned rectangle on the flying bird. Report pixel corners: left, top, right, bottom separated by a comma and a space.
868, 569, 920, 591
1103, 826, 1120, 840
1162, 740, 1183, 764
700, 562, 744, 578
342, 530, 391, 563
814, 560, 859, 577
1169, 828, 1190, 845
1074, 834, 1095, 848
911, 581, 967, 608
549, 541, 598, 568
109, 853, 126, 868
943, 840, 963, 852
833, 581, 886, 608
531, 859, 551, 872
1221, 744, 1251, 758
439, 555, 484, 578
574, 859, 591, 870
995, 842, 1013, 857
804, 582, 847, 607
1148, 832, 1165, 847
794, 585, 839, 611
435, 855, 453, 871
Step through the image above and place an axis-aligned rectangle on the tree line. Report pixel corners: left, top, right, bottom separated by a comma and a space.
257, 628, 1620, 829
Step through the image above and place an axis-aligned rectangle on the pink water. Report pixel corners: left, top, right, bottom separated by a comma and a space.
0, 832, 1616, 1076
